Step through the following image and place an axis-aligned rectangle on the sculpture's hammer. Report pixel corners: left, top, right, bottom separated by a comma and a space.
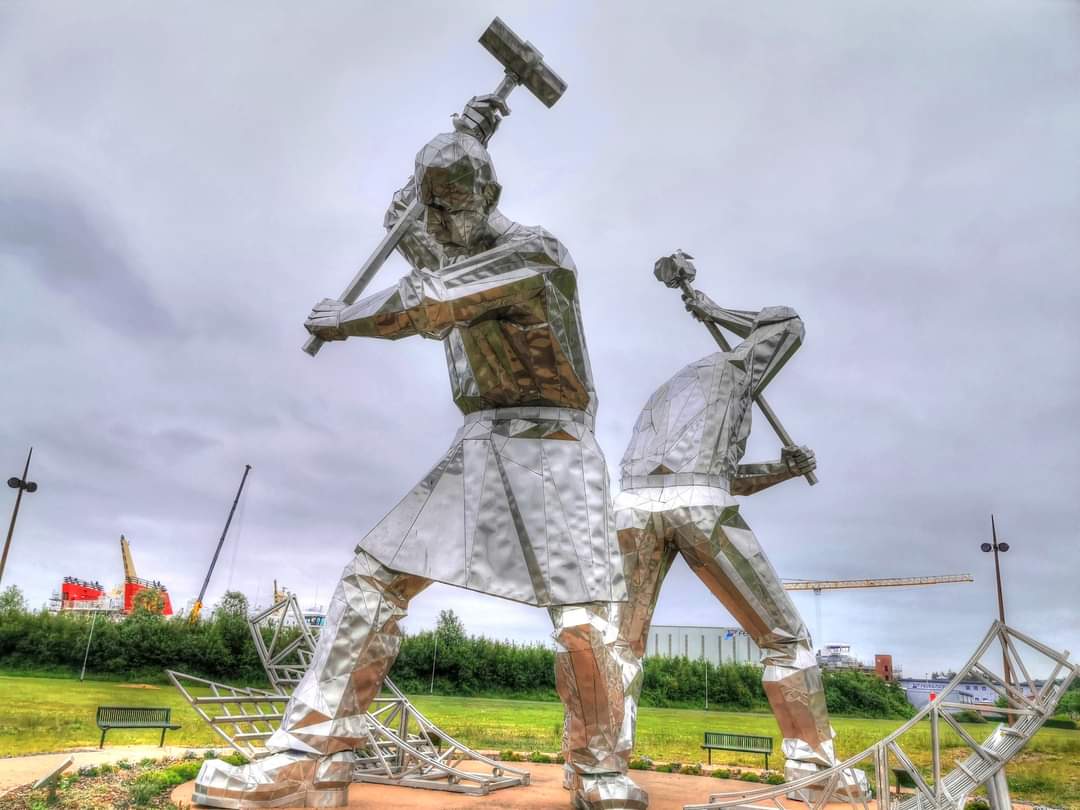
302, 18, 567, 356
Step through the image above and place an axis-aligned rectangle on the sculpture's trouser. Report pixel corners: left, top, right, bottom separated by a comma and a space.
550, 602, 641, 780
613, 486, 835, 768
269, 549, 640, 787
268, 550, 431, 755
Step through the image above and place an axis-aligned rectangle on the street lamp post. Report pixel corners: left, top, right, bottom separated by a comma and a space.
1, 448, 38, 586
980, 514, 1012, 696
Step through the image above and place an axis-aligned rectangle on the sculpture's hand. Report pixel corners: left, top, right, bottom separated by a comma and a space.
681, 290, 714, 323
782, 445, 816, 477
305, 298, 348, 341
452, 94, 510, 143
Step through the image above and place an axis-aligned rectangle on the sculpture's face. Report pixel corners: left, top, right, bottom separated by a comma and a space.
424, 196, 491, 255
415, 132, 502, 258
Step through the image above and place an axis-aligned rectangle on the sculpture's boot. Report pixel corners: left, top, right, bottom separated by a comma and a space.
192, 751, 356, 808
569, 771, 649, 810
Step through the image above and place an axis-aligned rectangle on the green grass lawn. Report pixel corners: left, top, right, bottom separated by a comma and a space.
0, 674, 1077, 807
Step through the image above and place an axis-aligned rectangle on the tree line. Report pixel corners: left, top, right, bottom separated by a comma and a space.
0, 586, 914, 718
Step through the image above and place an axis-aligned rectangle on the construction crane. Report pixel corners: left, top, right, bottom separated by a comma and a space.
120, 535, 137, 581
189, 464, 252, 624
782, 574, 974, 648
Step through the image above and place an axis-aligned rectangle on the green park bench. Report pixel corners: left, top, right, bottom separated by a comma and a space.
95, 706, 180, 748
702, 731, 773, 769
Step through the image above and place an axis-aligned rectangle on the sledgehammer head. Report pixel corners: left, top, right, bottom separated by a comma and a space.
654, 250, 698, 289
479, 18, 567, 108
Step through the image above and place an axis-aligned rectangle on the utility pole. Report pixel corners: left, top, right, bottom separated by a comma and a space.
1, 448, 38, 586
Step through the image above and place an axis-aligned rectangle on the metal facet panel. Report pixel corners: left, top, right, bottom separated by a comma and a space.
479, 17, 567, 108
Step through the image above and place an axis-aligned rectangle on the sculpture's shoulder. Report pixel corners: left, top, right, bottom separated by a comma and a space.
497, 224, 577, 274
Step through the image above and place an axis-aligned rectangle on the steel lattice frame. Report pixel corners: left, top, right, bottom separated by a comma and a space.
684, 621, 1077, 810
168, 595, 529, 796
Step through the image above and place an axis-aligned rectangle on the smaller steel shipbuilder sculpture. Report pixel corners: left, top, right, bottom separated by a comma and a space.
610, 250, 864, 797
196, 55, 646, 810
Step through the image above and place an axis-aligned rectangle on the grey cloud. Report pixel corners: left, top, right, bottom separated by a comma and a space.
0, 173, 178, 338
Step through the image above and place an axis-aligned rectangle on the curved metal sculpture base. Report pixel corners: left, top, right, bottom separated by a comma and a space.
685, 621, 1077, 810
167, 595, 529, 800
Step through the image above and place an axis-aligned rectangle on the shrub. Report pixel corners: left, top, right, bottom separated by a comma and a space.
711, 768, 730, 779
528, 751, 553, 764
1042, 716, 1077, 730
764, 772, 785, 785
681, 763, 702, 776
128, 780, 160, 807
739, 772, 761, 783
966, 800, 990, 810
499, 750, 525, 762
656, 762, 681, 773
953, 710, 987, 724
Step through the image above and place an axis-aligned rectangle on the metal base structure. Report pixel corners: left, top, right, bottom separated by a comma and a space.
684, 621, 1077, 810
168, 595, 529, 801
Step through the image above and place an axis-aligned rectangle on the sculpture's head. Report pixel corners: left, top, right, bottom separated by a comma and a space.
415, 132, 502, 258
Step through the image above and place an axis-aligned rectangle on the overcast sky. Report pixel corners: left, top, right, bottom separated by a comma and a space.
2, 1, 1078, 679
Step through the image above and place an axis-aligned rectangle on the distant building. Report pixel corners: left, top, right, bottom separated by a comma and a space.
875, 654, 895, 682
897, 676, 1043, 712
644, 625, 762, 666
817, 644, 902, 680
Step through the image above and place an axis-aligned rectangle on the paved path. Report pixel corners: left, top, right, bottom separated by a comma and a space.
172, 761, 869, 810
0, 745, 228, 797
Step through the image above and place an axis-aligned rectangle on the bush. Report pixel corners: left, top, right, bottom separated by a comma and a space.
739, 772, 762, 783
680, 763, 702, 776
953, 710, 987, 724
528, 751, 553, 763
629, 756, 653, 771
966, 800, 990, 810
1042, 715, 1077, 730
499, 750, 525, 762
656, 762, 680, 773
711, 768, 730, 779
822, 669, 915, 719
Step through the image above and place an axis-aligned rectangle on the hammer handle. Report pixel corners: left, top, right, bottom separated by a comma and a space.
679, 280, 818, 486
302, 201, 423, 356
302, 72, 524, 357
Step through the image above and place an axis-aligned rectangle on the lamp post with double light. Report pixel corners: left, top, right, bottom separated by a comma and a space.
1, 448, 38, 587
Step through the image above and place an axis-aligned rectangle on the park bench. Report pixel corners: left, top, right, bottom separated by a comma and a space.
95, 706, 180, 748
702, 731, 773, 769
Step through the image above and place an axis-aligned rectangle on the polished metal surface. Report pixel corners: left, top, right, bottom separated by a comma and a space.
302, 16, 567, 357
611, 253, 837, 791
174, 593, 529, 805
204, 16, 630, 803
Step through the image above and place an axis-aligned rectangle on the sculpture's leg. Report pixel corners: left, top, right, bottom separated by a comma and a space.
551, 601, 649, 810
557, 490, 677, 795
667, 493, 841, 779
193, 550, 429, 808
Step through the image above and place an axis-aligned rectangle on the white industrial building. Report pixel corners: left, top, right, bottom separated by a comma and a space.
645, 625, 763, 666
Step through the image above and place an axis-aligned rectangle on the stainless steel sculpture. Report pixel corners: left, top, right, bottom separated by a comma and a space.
194, 17, 639, 810
605, 251, 849, 794
685, 621, 1078, 810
